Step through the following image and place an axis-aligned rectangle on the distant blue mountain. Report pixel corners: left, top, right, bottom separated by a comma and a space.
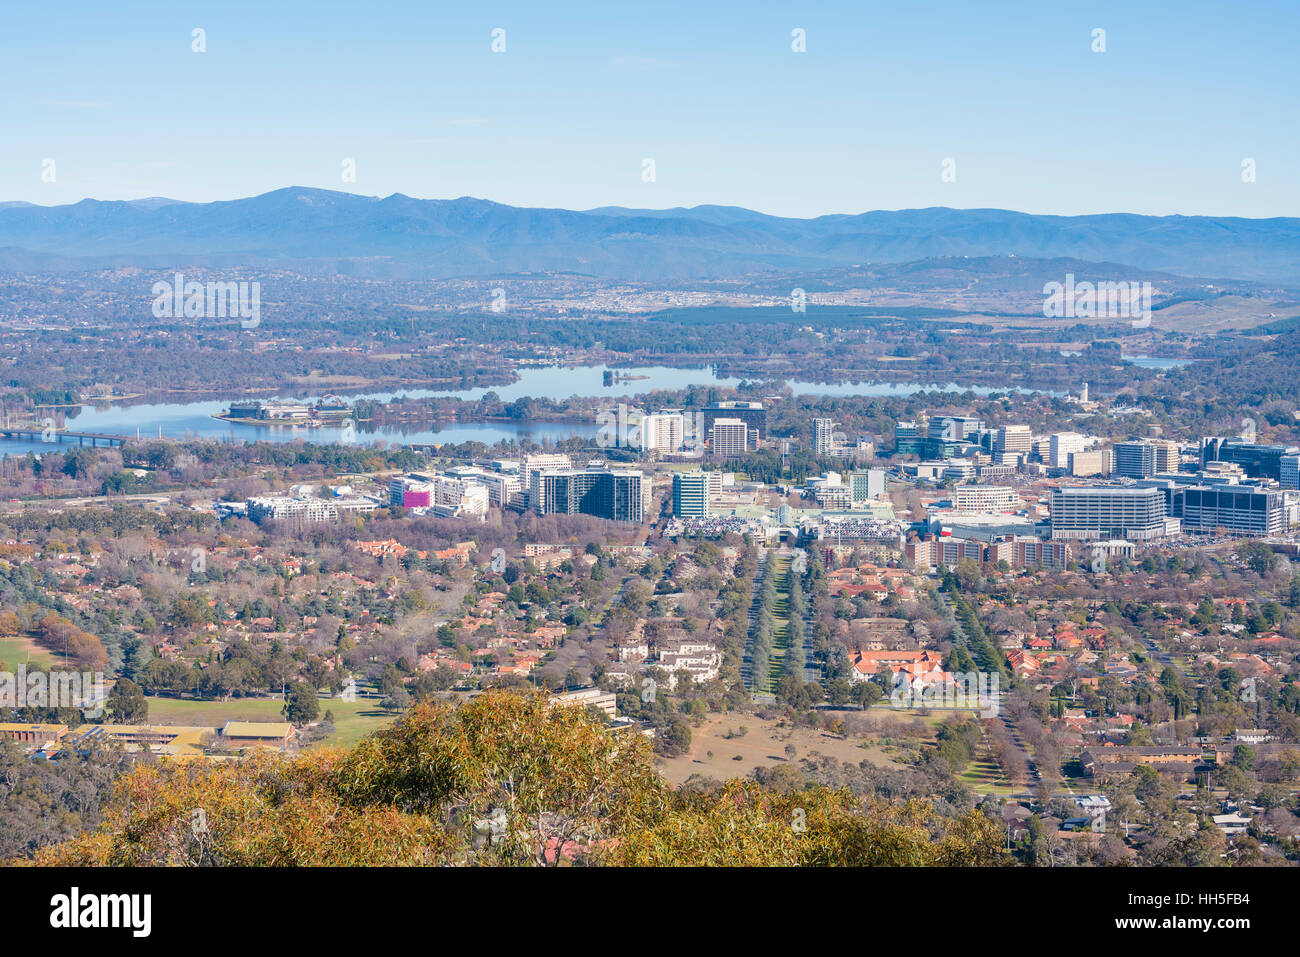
0, 187, 1296, 283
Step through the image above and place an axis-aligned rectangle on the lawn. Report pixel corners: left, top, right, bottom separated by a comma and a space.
959, 758, 1022, 796
0, 635, 59, 669
141, 694, 394, 750
315, 695, 395, 749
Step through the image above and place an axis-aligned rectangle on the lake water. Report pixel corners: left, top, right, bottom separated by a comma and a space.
1123, 355, 1193, 369
4, 364, 1056, 454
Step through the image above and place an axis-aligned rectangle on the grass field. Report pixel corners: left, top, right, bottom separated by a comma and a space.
765, 555, 793, 693
958, 757, 1021, 796
142, 694, 394, 750
0, 635, 58, 669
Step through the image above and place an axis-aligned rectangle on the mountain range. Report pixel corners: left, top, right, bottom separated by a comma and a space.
0, 187, 1297, 284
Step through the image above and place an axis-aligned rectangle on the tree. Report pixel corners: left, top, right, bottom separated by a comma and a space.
105, 679, 148, 723
282, 682, 320, 725
849, 680, 882, 710
658, 718, 692, 757
33, 690, 1007, 868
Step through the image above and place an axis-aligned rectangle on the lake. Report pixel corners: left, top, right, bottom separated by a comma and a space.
3, 364, 1056, 454
1123, 355, 1194, 369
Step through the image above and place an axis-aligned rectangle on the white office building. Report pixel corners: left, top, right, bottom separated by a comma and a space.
953, 485, 1020, 513
1050, 486, 1177, 541
1048, 432, 1086, 469
710, 418, 750, 458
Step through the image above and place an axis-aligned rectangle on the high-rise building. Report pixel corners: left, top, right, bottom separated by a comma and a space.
672, 471, 711, 518
1201, 438, 1300, 482
1282, 454, 1299, 490
1069, 448, 1112, 477
1113, 441, 1157, 479
1050, 486, 1173, 541
850, 469, 887, 502
531, 468, 650, 523
1114, 438, 1179, 477
894, 420, 965, 458
929, 416, 984, 442
1048, 432, 1086, 469
710, 418, 750, 458
702, 401, 766, 441
1178, 485, 1289, 536
894, 421, 922, 456
640, 412, 686, 453
994, 425, 1033, 460
1152, 440, 1180, 474
813, 418, 835, 455
520, 453, 574, 507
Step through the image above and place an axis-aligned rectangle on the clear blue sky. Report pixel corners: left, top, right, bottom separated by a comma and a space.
3, 0, 1296, 217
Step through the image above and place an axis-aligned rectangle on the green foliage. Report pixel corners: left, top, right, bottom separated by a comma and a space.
30, 690, 1007, 868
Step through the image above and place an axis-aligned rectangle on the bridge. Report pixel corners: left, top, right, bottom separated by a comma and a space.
0, 428, 130, 447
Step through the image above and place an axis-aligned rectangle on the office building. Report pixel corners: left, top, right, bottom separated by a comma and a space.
710, 418, 750, 458
1050, 486, 1174, 541
1152, 440, 1180, 474
428, 475, 490, 518
1069, 448, 1112, 477
1114, 439, 1180, 478
994, 425, 1033, 460
1113, 441, 1157, 479
1179, 485, 1289, 536
531, 468, 650, 523
390, 475, 427, 508
812, 479, 854, 509
1282, 454, 1299, 490
445, 467, 522, 508
850, 469, 887, 503
894, 421, 922, 456
1048, 432, 1086, 469
1201, 438, 1300, 482
672, 471, 711, 519
520, 453, 574, 507
953, 485, 1020, 513
930, 415, 984, 442
894, 419, 965, 458
702, 401, 767, 441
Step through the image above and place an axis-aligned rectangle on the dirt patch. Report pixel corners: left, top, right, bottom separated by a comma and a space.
655, 711, 903, 785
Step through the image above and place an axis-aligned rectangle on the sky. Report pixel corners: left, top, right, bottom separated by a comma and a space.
3, 0, 1297, 218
